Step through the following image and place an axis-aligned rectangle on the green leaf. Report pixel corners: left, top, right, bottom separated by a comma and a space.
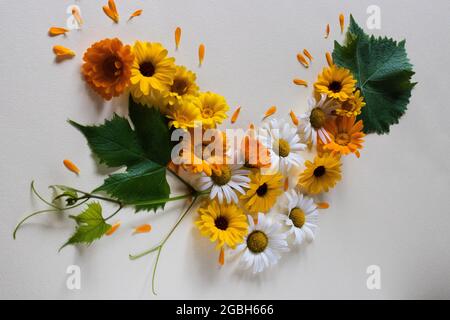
129, 96, 174, 166
94, 161, 170, 212
332, 15, 416, 134
69, 115, 146, 167
61, 202, 111, 250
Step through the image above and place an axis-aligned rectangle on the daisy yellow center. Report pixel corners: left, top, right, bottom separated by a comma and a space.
313, 165, 326, 177
310, 107, 326, 130
335, 132, 351, 146
102, 56, 122, 79
139, 61, 155, 77
290, 208, 306, 228
211, 166, 231, 186
214, 216, 229, 231
171, 78, 188, 95
276, 139, 290, 157
256, 183, 268, 196
247, 231, 268, 253
328, 81, 343, 93
201, 107, 214, 119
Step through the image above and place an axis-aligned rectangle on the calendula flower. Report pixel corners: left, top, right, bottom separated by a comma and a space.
298, 154, 342, 194
335, 90, 366, 117
196, 200, 248, 249
279, 190, 318, 245
240, 171, 283, 214
166, 98, 202, 129
166, 66, 199, 106
130, 41, 176, 105
298, 93, 337, 145
324, 116, 365, 158
234, 213, 289, 274
81, 38, 134, 100
198, 92, 229, 129
314, 65, 356, 101
260, 118, 305, 174
197, 165, 250, 204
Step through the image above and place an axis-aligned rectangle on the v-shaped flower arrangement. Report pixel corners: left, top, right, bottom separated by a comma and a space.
15, 5, 415, 295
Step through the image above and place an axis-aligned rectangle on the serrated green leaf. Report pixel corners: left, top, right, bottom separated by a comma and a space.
94, 161, 170, 212
69, 115, 146, 167
128, 96, 174, 166
332, 15, 416, 134
61, 202, 111, 250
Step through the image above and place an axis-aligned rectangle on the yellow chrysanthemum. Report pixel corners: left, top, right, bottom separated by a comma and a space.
166, 66, 199, 106
129, 41, 176, 105
196, 200, 248, 249
298, 154, 342, 194
335, 90, 366, 117
314, 65, 356, 101
166, 98, 202, 129
198, 92, 229, 128
240, 171, 283, 214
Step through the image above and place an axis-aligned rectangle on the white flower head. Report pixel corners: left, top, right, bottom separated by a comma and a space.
235, 213, 289, 273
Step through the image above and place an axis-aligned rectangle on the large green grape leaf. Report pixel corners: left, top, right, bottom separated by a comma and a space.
332, 15, 416, 134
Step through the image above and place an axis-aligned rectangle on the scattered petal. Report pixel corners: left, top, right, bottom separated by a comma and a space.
72, 7, 84, 26
133, 224, 152, 234
48, 27, 69, 36
198, 43, 205, 66
53, 45, 75, 59
339, 13, 345, 34
326, 51, 333, 67
218, 247, 225, 266
175, 27, 181, 49
325, 24, 330, 39
316, 202, 330, 209
303, 49, 313, 61
103, 0, 119, 23
231, 106, 241, 124
63, 159, 80, 174
106, 221, 121, 236
249, 123, 255, 130
289, 110, 299, 126
128, 9, 142, 21
263, 106, 277, 119
296, 53, 309, 68
293, 78, 308, 87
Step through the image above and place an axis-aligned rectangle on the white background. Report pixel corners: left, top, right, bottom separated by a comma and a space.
1, 0, 449, 299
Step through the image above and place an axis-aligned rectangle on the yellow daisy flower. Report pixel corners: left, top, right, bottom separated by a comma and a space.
196, 200, 248, 249
166, 66, 199, 106
198, 92, 229, 129
335, 90, 366, 117
298, 154, 342, 194
240, 171, 284, 214
314, 65, 356, 101
129, 41, 176, 105
166, 98, 202, 130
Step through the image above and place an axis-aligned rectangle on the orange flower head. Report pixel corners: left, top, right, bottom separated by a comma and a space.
241, 135, 271, 169
324, 116, 365, 158
82, 38, 135, 100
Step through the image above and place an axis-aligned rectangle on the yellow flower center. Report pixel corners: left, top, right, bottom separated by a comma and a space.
256, 183, 268, 197
139, 61, 155, 77
335, 132, 351, 146
289, 208, 306, 228
102, 56, 122, 79
310, 107, 326, 130
276, 139, 290, 157
328, 81, 343, 93
211, 166, 231, 186
214, 216, 229, 230
313, 165, 326, 177
247, 230, 268, 253
201, 107, 214, 119
171, 78, 188, 96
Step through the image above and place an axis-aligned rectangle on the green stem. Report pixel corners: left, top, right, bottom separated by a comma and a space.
31, 181, 59, 209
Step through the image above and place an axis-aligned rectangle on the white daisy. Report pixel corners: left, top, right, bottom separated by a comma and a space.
197, 165, 250, 204
279, 189, 318, 245
260, 118, 305, 174
298, 93, 338, 145
235, 213, 289, 273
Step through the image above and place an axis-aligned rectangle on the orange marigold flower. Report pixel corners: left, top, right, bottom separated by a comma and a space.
323, 116, 365, 158
82, 38, 134, 100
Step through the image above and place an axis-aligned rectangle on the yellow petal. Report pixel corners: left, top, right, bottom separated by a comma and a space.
175, 27, 181, 49
316, 202, 330, 209
63, 159, 80, 174
263, 106, 277, 119
339, 13, 345, 34
326, 51, 333, 67
289, 110, 299, 126
53, 45, 75, 58
231, 106, 241, 124
133, 224, 152, 234
48, 27, 69, 36
198, 43, 205, 66
106, 221, 121, 236
325, 24, 330, 39
303, 49, 313, 61
293, 78, 308, 87
128, 9, 143, 21
296, 53, 309, 68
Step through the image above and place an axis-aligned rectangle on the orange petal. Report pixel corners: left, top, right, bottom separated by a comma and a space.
53, 45, 75, 58
63, 159, 80, 174
303, 49, 313, 61
296, 53, 309, 68
198, 43, 205, 66
103, 0, 119, 23
249, 123, 255, 130
134, 224, 152, 234
339, 13, 345, 34
218, 247, 225, 266
289, 110, 299, 126
106, 221, 121, 236
326, 52, 333, 67
48, 27, 69, 36
316, 202, 330, 209
72, 8, 84, 26
284, 177, 289, 191
175, 27, 181, 49
325, 24, 330, 39
263, 106, 277, 119
231, 106, 241, 124
293, 78, 308, 87
128, 9, 142, 21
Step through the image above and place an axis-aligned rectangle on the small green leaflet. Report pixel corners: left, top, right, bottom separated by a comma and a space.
60, 202, 111, 250
332, 15, 416, 134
